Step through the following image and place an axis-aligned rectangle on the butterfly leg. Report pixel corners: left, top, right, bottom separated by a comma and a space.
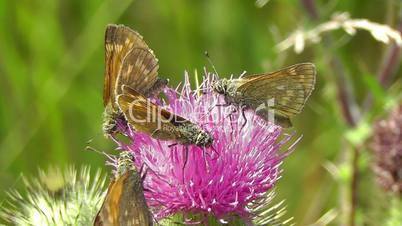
207, 101, 231, 113
182, 145, 189, 183
139, 163, 148, 183
240, 106, 248, 132
215, 102, 231, 107
141, 167, 151, 192
168, 143, 178, 148
227, 107, 237, 135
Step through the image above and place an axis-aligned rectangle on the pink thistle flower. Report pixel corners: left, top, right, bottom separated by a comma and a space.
113, 70, 296, 223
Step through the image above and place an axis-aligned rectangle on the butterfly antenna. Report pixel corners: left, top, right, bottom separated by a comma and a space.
86, 138, 94, 145
204, 51, 219, 76
85, 145, 115, 163
85, 130, 105, 145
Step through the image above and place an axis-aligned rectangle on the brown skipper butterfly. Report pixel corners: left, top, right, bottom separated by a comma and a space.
93, 151, 153, 226
103, 24, 167, 135
212, 63, 316, 127
102, 24, 213, 148
117, 85, 213, 147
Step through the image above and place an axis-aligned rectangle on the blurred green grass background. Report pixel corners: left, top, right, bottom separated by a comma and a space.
0, 0, 401, 225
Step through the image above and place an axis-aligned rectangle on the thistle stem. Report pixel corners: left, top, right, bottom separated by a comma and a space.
349, 146, 360, 226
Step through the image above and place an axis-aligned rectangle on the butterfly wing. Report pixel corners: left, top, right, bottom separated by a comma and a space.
93, 177, 123, 226
116, 48, 167, 98
118, 172, 153, 226
93, 172, 153, 226
103, 24, 155, 107
236, 63, 316, 127
116, 85, 185, 141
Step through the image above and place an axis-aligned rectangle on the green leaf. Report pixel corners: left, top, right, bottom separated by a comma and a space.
361, 73, 386, 105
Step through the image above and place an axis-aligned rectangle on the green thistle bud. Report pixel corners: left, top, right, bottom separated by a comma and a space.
1, 166, 106, 226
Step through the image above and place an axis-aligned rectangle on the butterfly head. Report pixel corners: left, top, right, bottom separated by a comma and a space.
195, 131, 214, 148
212, 78, 229, 95
179, 122, 214, 148
116, 151, 135, 177
102, 105, 126, 137
102, 105, 118, 136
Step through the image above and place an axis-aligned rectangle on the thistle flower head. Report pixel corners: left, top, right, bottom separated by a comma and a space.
0, 166, 106, 226
114, 70, 296, 223
372, 103, 402, 195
